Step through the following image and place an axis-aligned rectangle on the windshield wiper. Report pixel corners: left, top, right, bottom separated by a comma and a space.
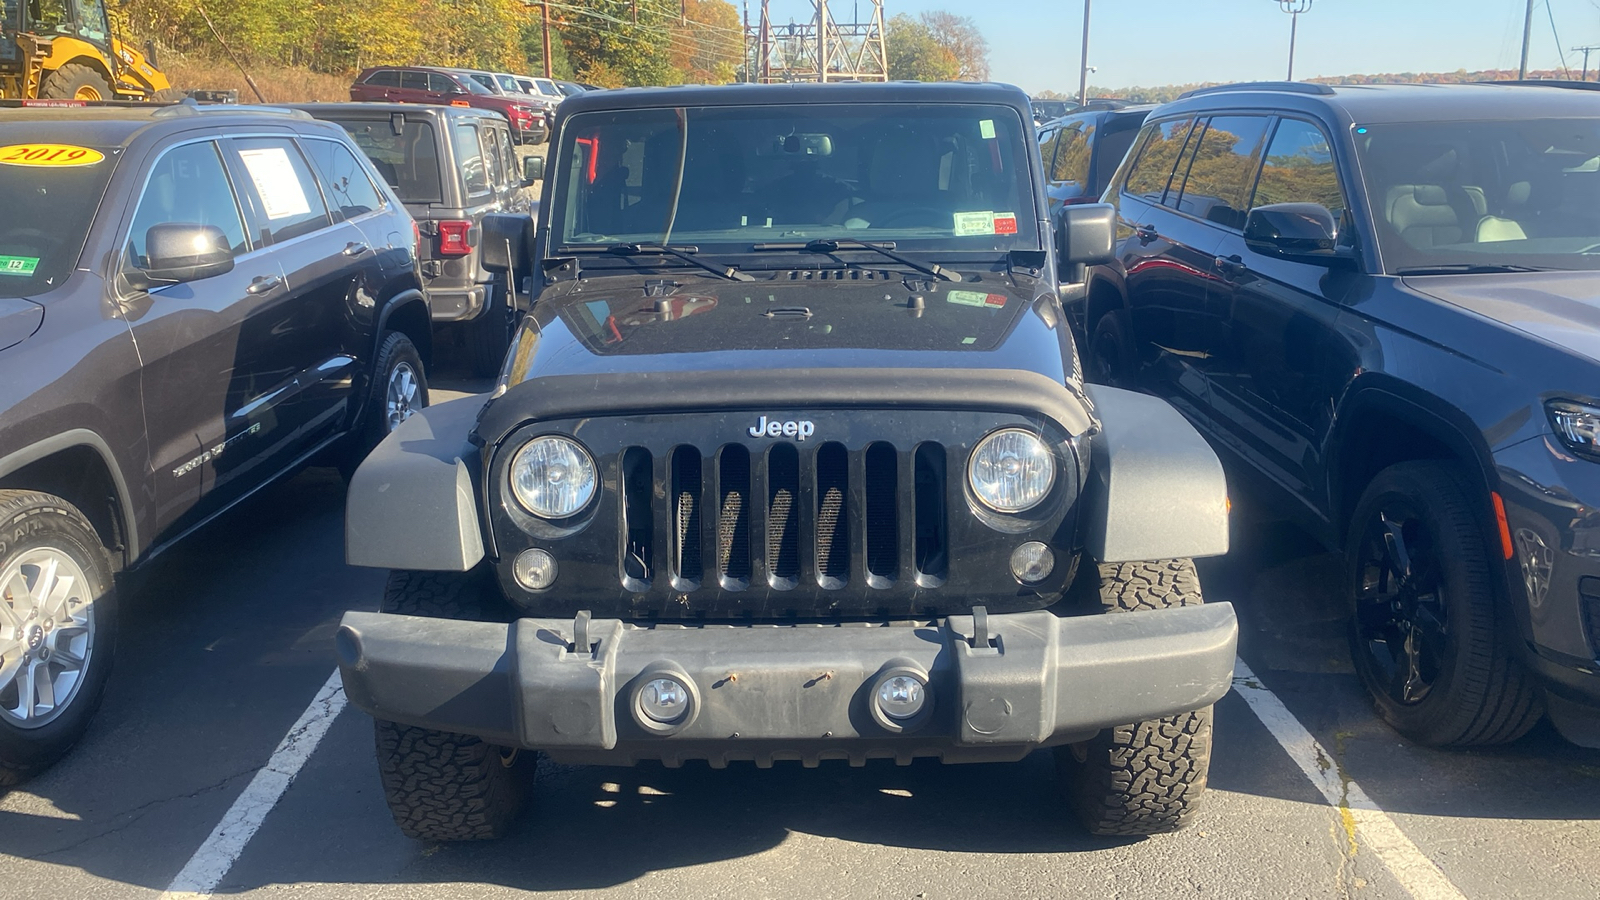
753, 239, 963, 283
1394, 264, 1550, 275
558, 243, 753, 282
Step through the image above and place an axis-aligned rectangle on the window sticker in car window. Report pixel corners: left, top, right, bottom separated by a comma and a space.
0, 255, 40, 277
238, 147, 312, 220
0, 144, 105, 167
953, 210, 996, 236
993, 212, 1018, 235
979, 120, 996, 140
946, 290, 1006, 308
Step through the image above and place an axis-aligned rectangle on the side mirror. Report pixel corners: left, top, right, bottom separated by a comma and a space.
480, 212, 535, 275
522, 154, 544, 186
1243, 202, 1345, 263
126, 223, 234, 290
1055, 202, 1116, 283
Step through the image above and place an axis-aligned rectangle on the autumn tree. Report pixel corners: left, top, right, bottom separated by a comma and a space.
670, 0, 743, 85
919, 10, 988, 82
886, 14, 958, 82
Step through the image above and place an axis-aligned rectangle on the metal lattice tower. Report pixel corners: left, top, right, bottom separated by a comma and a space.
748, 1, 887, 83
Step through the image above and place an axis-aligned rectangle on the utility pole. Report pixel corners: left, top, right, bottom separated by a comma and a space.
1277, 1, 1312, 81
1519, 0, 1535, 79
1076, 0, 1092, 105
1575, 45, 1600, 81
817, 0, 829, 83
541, 1, 553, 78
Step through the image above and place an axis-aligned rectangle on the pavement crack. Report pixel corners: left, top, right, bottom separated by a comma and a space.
24, 767, 261, 862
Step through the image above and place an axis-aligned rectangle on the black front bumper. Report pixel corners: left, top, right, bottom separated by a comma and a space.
336, 603, 1238, 766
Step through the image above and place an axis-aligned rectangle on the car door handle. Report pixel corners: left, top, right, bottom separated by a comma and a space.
342, 242, 369, 257
1136, 224, 1159, 244
1214, 255, 1248, 278
246, 275, 283, 295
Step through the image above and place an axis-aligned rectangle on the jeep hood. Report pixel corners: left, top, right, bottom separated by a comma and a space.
1404, 271, 1600, 362
0, 297, 43, 353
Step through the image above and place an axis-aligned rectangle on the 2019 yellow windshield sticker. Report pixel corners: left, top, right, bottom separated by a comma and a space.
0, 144, 106, 167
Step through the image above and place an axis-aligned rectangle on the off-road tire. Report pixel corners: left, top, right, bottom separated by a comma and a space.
373, 569, 531, 841
465, 281, 513, 378
40, 64, 114, 102
1055, 559, 1213, 836
0, 491, 116, 787
341, 331, 427, 477
1344, 462, 1542, 747
150, 87, 186, 103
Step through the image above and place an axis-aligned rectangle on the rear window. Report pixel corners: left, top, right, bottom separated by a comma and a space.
321, 116, 443, 204
453, 123, 491, 196
0, 142, 116, 298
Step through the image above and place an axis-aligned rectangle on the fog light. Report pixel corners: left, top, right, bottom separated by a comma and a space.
876, 675, 927, 721
514, 548, 558, 590
1010, 542, 1055, 583
639, 677, 691, 724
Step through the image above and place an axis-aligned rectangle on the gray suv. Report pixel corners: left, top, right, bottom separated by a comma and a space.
297, 103, 539, 376
0, 101, 432, 783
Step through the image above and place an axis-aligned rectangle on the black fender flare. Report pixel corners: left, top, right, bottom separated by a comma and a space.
374, 288, 432, 362
0, 429, 138, 565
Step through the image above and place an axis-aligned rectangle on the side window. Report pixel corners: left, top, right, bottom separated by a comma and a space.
499, 127, 520, 187
1252, 118, 1346, 216
231, 138, 331, 243
1037, 127, 1060, 178
480, 126, 503, 190
453, 123, 491, 196
1052, 122, 1094, 185
127, 141, 249, 264
1170, 115, 1271, 230
302, 138, 385, 219
1093, 123, 1141, 197
1123, 116, 1195, 204
365, 70, 401, 87
400, 71, 430, 91
428, 73, 459, 94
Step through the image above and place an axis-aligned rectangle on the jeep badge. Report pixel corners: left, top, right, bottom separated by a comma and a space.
748, 416, 815, 441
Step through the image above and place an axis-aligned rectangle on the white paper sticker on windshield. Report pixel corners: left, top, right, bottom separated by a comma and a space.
953, 210, 995, 236
238, 147, 311, 220
979, 119, 996, 140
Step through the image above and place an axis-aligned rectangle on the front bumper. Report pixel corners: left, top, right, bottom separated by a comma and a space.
336, 603, 1237, 766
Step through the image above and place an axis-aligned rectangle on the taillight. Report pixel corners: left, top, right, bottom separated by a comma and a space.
438, 220, 472, 256
412, 220, 422, 259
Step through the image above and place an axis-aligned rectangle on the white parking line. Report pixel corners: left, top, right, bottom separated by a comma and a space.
160, 668, 347, 900
1231, 657, 1467, 900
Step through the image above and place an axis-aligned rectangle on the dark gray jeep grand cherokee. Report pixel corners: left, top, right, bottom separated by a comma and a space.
335, 82, 1239, 841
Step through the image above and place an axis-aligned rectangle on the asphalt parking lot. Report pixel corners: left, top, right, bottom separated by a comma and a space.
0, 361, 1595, 900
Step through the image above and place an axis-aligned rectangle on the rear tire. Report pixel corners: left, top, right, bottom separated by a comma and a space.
1345, 461, 1541, 747
40, 64, 114, 101
373, 569, 531, 841
1055, 559, 1214, 836
341, 331, 427, 477
0, 491, 116, 787
465, 281, 513, 378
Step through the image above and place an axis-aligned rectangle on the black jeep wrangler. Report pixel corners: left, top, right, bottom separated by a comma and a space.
334, 82, 1239, 841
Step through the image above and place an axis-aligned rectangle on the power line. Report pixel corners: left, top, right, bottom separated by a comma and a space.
1543, 0, 1573, 78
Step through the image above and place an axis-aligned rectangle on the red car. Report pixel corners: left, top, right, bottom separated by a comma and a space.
349, 66, 547, 145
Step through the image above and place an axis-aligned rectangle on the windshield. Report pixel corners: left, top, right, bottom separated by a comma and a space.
496, 74, 523, 94
549, 103, 1040, 253
536, 79, 563, 97
1358, 118, 1600, 272
322, 117, 442, 204
0, 145, 115, 298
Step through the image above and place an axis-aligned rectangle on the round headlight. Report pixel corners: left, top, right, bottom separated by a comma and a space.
510, 436, 597, 518
968, 429, 1055, 512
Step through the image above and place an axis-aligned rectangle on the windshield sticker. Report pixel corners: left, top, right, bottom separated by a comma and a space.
237, 147, 312, 220
947, 290, 1006, 309
979, 119, 996, 140
953, 210, 995, 236
993, 212, 1018, 235
0, 143, 105, 167
0, 255, 39, 277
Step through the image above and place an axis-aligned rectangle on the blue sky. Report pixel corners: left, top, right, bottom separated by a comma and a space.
868, 0, 1600, 93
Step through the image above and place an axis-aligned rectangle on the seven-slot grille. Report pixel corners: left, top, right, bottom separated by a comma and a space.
621, 441, 949, 593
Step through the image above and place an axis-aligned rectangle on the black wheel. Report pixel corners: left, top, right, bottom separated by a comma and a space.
1085, 309, 1134, 387
1055, 559, 1213, 836
342, 331, 427, 476
40, 63, 114, 101
1345, 462, 1541, 747
0, 491, 116, 787
465, 281, 514, 378
374, 570, 532, 841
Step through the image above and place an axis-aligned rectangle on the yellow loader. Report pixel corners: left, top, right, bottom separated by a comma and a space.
2, 0, 173, 101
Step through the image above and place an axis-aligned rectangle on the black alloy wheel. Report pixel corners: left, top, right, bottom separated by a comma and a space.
1351, 497, 1449, 707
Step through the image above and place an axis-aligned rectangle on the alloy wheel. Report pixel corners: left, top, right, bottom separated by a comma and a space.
385, 361, 421, 433
1352, 502, 1450, 705
0, 547, 96, 728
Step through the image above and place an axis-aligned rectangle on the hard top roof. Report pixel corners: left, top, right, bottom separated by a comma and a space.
289, 101, 502, 121
1157, 81, 1600, 124
0, 103, 319, 148
555, 80, 1033, 117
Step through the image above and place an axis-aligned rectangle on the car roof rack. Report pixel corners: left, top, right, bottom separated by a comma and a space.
1177, 81, 1337, 100
1481, 79, 1600, 91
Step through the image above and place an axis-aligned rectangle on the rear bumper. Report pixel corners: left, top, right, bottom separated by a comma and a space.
336, 603, 1238, 766
427, 285, 487, 322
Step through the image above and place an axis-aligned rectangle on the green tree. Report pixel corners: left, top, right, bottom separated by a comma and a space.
886, 13, 957, 82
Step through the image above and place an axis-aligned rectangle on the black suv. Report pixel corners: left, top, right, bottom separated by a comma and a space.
294, 103, 540, 376
333, 82, 1240, 842
1083, 81, 1600, 750
0, 102, 432, 782
1036, 102, 1151, 215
